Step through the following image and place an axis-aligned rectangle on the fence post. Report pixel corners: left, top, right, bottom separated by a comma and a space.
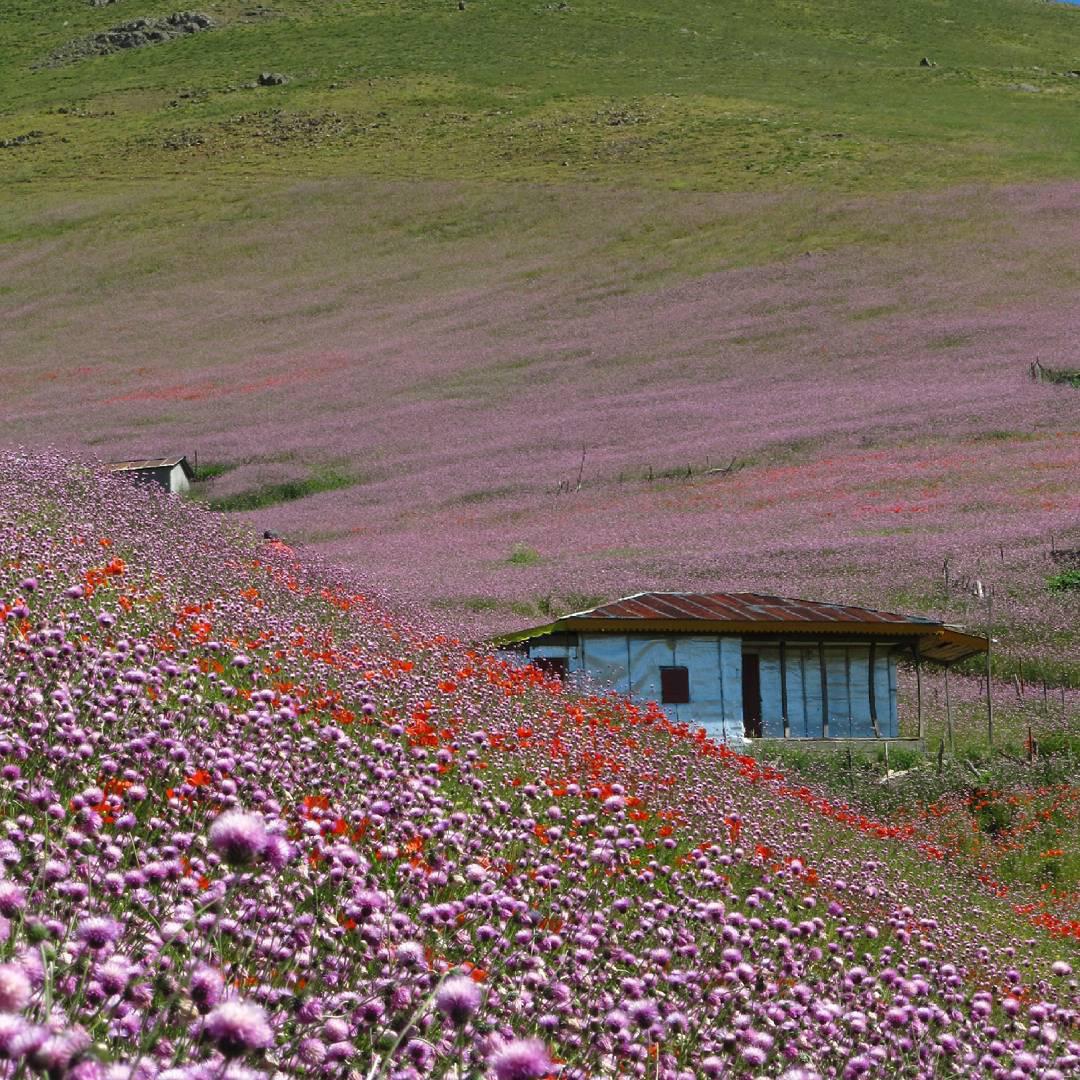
915, 657, 925, 743
944, 665, 955, 755
984, 595, 994, 749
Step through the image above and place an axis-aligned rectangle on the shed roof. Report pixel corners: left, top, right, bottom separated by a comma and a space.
107, 456, 194, 478
493, 591, 987, 663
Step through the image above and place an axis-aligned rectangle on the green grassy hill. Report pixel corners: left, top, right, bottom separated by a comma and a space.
3, 0, 1080, 191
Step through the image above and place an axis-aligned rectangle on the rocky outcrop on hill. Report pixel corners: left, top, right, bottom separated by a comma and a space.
44, 12, 213, 66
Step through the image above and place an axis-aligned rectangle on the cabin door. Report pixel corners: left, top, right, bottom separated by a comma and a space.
742, 653, 762, 738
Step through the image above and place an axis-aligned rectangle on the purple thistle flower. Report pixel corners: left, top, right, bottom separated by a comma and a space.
209, 811, 268, 867
203, 1000, 274, 1057
189, 965, 225, 1013
30, 1026, 91, 1075
298, 1038, 326, 1066
741, 1044, 768, 1067
436, 975, 482, 1026
700, 1057, 725, 1079
0, 1014, 41, 1060
68, 1060, 106, 1080
95, 957, 133, 997
407, 1039, 434, 1069
625, 998, 660, 1029
395, 940, 425, 968
76, 916, 122, 951
0, 963, 32, 1011
489, 1038, 552, 1080
0, 882, 26, 917
322, 1018, 349, 1043
263, 833, 292, 870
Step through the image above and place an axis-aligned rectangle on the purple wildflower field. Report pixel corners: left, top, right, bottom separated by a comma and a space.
0, 451, 1076, 1080
2, 180, 1075, 679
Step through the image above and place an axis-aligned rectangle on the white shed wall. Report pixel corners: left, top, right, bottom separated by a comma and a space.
575, 633, 744, 744
523, 634, 898, 743
749, 643, 898, 739
169, 464, 191, 494
579, 635, 631, 695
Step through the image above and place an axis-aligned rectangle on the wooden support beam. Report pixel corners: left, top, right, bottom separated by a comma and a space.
944, 664, 954, 755
819, 642, 829, 739
984, 591, 994, 748
779, 641, 790, 739
915, 656, 925, 742
868, 641, 880, 738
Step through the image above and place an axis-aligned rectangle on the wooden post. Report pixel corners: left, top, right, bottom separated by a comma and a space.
868, 641, 880, 737
937, 738, 945, 775
884, 741, 890, 778
1027, 724, 1035, 763
779, 642, 790, 739
846, 648, 852, 740
819, 643, 829, 739
983, 590, 994, 749
944, 665, 954, 755
915, 655, 925, 743
575, 444, 587, 491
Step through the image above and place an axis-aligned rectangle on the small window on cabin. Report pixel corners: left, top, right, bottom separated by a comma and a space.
532, 657, 568, 680
660, 666, 690, 704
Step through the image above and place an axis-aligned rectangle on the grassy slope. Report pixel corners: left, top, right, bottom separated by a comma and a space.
2, 0, 1080, 190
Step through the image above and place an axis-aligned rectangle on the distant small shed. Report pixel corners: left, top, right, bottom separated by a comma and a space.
493, 592, 988, 747
107, 456, 194, 495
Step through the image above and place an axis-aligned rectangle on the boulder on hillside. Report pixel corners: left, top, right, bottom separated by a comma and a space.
44, 11, 213, 66
0, 130, 44, 148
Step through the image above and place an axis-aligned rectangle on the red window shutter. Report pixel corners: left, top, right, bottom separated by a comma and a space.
660, 666, 690, 704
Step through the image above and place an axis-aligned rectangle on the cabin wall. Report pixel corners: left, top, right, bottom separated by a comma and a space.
169, 464, 191, 494
575, 634, 744, 743
748, 643, 897, 739
527, 640, 580, 669
522, 634, 898, 743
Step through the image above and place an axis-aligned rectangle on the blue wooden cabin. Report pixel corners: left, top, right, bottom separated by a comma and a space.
494, 592, 987, 746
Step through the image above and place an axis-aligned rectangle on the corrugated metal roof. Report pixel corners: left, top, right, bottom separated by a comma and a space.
492, 591, 988, 663
576, 592, 939, 626
107, 456, 193, 476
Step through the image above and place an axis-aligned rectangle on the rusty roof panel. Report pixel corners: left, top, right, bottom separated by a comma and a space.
577, 592, 940, 627
108, 457, 189, 472
494, 592, 986, 661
